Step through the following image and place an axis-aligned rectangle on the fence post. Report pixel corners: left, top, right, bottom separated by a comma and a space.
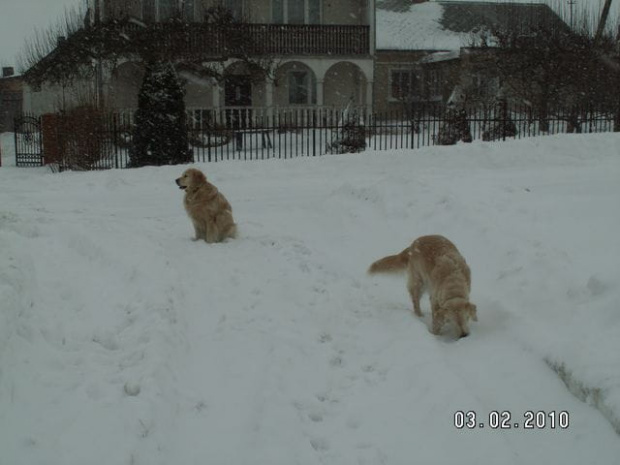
501, 100, 507, 142
112, 113, 119, 169
41, 113, 61, 167
312, 109, 316, 157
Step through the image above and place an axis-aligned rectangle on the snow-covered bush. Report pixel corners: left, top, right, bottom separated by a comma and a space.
326, 105, 366, 154
436, 86, 472, 146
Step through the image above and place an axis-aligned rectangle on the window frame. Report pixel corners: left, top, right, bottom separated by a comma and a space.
182, 0, 196, 21
224, 0, 244, 21
142, 0, 196, 22
273, 0, 321, 25
426, 68, 443, 101
159, 0, 177, 21
389, 68, 420, 102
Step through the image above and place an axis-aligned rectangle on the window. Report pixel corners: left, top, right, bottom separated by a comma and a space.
142, 0, 195, 22
288, 70, 316, 105
143, 0, 156, 22
390, 69, 419, 101
427, 69, 442, 99
182, 0, 195, 21
224, 0, 243, 21
274, 0, 320, 24
159, 0, 176, 21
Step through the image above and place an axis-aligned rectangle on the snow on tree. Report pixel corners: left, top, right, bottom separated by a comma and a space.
326, 100, 367, 154
129, 60, 193, 167
436, 86, 472, 146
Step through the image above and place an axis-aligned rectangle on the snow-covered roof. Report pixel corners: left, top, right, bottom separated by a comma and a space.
376, 0, 569, 52
377, 1, 470, 51
417, 49, 461, 64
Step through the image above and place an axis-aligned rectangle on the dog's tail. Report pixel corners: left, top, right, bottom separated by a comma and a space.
368, 248, 410, 275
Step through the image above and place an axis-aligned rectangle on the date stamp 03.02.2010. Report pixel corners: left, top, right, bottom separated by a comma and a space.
454, 410, 570, 430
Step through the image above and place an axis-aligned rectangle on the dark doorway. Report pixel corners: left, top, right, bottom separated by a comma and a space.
224, 75, 252, 134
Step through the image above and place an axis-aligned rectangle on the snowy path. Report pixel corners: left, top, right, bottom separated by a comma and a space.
1, 133, 619, 464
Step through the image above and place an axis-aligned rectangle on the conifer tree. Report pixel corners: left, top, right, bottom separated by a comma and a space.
129, 60, 192, 167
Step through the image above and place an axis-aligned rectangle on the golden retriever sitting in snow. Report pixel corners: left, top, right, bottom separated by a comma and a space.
368, 235, 477, 338
175, 168, 237, 243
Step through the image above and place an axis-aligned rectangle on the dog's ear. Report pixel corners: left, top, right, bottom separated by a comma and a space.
194, 170, 207, 185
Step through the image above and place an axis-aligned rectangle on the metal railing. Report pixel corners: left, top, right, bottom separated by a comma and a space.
116, 22, 371, 57
13, 102, 619, 170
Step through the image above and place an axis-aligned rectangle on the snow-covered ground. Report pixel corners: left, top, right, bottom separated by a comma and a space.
1, 131, 619, 464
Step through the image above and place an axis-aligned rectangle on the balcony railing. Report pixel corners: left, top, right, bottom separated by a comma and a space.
118, 22, 370, 58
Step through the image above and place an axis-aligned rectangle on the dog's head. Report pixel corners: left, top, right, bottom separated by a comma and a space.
442, 299, 477, 338
175, 168, 207, 190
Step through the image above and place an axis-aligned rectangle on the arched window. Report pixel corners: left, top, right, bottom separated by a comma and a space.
273, 0, 320, 24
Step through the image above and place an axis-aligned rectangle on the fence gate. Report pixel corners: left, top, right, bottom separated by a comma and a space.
14, 115, 43, 167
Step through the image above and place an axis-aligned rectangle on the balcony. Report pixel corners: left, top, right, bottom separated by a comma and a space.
118, 22, 370, 58
25, 21, 371, 86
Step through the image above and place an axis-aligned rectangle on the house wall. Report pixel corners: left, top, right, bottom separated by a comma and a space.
323, 0, 366, 25
100, 0, 369, 25
273, 58, 372, 108
374, 50, 461, 113
106, 61, 226, 109
24, 80, 99, 115
0, 77, 23, 132
107, 61, 143, 109
243, 0, 271, 23
102, 0, 142, 20
185, 80, 216, 108
374, 51, 424, 113
323, 62, 365, 107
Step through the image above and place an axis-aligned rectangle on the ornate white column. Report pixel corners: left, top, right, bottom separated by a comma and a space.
366, 80, 374, 113
316, 79, 324, 107
264, 79, 275, 124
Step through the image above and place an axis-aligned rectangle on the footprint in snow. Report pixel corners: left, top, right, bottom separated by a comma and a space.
309, 437, 330, 452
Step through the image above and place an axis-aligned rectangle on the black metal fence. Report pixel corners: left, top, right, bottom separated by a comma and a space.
14, 115, 43, 167
13, 102, 619, 171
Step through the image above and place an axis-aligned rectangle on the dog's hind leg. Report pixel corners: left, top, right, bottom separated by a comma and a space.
407, 271, 424, 317
215, 211, 237, 241
205, 219, 220, 243
222, 223, 237, 240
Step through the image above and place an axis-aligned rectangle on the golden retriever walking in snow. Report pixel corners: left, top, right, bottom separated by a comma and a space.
175, 168, 237, 243
368, 235, 477, 338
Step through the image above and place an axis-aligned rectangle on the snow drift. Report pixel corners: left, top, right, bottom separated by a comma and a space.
1, 132, 619, 464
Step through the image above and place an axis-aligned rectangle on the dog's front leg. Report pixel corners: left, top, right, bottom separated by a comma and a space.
431, 307, 445, 335
205, 217, 220, 243
431, 316, 444, 335
192, 221, 206, 241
